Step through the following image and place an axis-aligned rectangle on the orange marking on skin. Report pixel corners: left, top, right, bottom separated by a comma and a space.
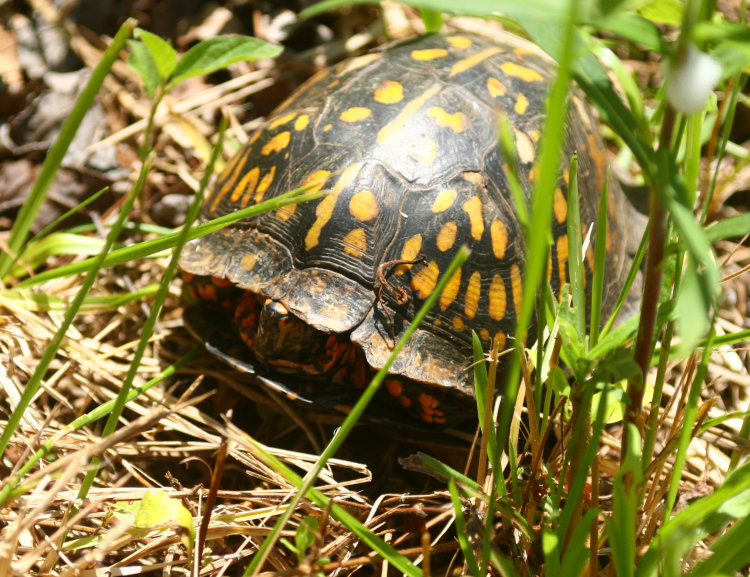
439, 268, 461, 310
435, 221, 458, 252
340, 107, 372, 122
386, 379, 403, 398
411, 48, 448, 61
419, 393, 439, 408
488, 274, 507, 321
450, 47, 503, 76
374, 80, 404, 104
463, 196, 485, 240
432, 189, 457, 213
464, 271, 481, 319
554, 188, 567, 224
261, 131, 291, 155
501, 61, 544, 82
377, 85, 441, 144
411, 260, 440, 299
487, 77, 507, 98
342, 228, 367, 258
491, 219, 508, 259
349, 190, 380, 221
305, 164, 362, 251
427, 107, 467, 133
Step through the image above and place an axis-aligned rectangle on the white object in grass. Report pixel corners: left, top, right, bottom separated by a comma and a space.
665, 45, 722, 115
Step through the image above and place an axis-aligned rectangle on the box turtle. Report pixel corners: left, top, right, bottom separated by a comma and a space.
180, 32, 631, 428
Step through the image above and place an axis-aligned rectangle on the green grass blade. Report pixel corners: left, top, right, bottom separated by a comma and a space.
0, 151, 152, 459
589, 174, 609, 346
15, 185, 323, 290
0, 19, 136, 279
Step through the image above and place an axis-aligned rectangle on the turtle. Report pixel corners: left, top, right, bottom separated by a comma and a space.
179, 32, 632, 428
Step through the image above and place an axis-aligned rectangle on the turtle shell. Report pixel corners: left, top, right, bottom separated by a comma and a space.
180, 32, 631, 427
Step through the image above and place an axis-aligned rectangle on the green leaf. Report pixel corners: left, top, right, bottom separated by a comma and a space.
134, 28, 178, 81
637, 459, 750, 577
637, 0, 683, 25
170, 36, 283, 87
595, 11, 662, 50
127, 40, 162, 99
704, 212, 750, 242
134, 491, 195, 552
294, 516, 319, 563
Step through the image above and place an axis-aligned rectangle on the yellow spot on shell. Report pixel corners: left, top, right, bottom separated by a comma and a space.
432, 189, 457, 213
343, 228, 367, 258
501, 61, 544, 82
511, 264, 523, 317
323, 124, 333, 132
488, 274, 507, 321
340, 107, 372, 122
439, 268, 461, 310
401, 234, 422, 260
294, 114, 310, 131
453, 316, 466, 332
377, 85, 441, 144
553, 188, 567, 224
210, 152, 250, 212
491, 219, 508, 259
446, 35, 473, 49
513, 127, 536, 165
479, 328, 490, 341
261, 131, 291, 155
463, 196, 484, 240
464, 271, 481, 319
269, 113, 297, 130
494, 331, 507, 349
515, 93, 529, 115
557, 234, 569, 287
237, 167, 260, 208
450, 47, 503, 76
436, 221, 458, 252
276, 202, 295, 221
254, 165, 276, 203
487, 77, 507, 98
395, 234, 422, 275
411, 260, 440, 299
411, 48, 448, 61
410, 138, 437, 166
305, 164, 362, 251
302, 170, 332, 194
349, 190, 379, 222
427, 107, 467, 133
374, 80, 403, 104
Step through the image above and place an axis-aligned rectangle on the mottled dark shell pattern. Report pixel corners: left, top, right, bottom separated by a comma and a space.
180, 32, 629, 426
